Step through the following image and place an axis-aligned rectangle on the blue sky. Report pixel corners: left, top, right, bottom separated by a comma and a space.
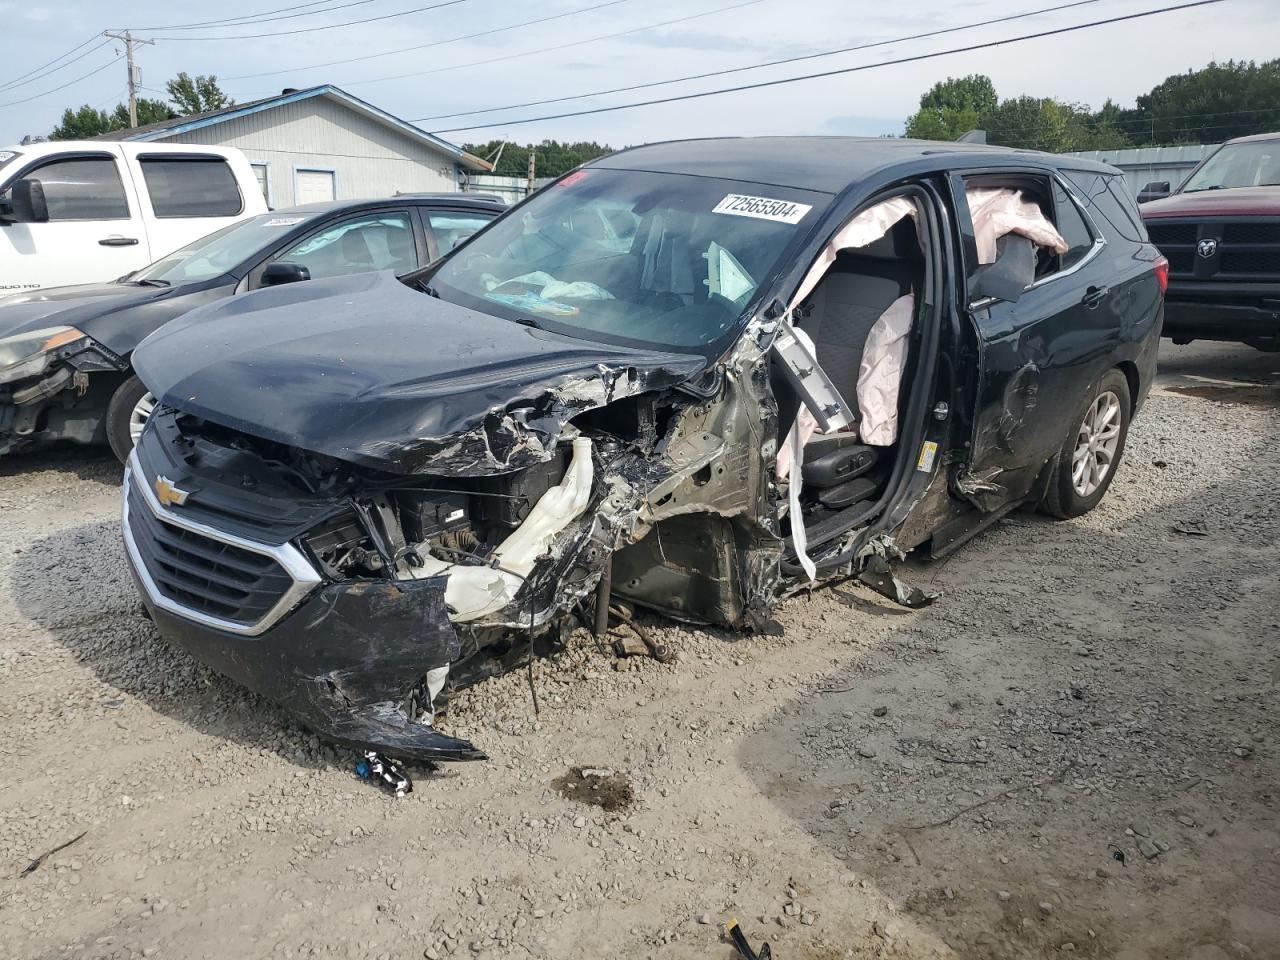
0, 0, 1272, 148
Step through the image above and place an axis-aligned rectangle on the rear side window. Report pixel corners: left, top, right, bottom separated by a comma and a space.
1052, 182, 1095, 270
427, 209, 496, 255
9, 155, 130, 221
1062, 170, 1148, 242
140, 157, 243, 218
1104, 177, 1149, 241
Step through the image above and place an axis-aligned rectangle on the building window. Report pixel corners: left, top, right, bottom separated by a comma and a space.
251, 163, 271, 205
295, 168, 336, 205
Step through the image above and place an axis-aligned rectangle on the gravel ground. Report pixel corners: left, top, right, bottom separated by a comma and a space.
1, 342, 1277, 960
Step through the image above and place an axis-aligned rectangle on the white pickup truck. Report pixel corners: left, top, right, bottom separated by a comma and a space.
0, 141, 267, 292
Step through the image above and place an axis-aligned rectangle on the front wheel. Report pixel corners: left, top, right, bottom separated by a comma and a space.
1041, 369, 1131, 519
105, 375, 156, 464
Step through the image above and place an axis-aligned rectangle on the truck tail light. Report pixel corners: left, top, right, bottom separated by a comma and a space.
1153, 256, 1169, 296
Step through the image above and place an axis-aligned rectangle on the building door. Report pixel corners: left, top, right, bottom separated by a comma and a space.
295, 169, 336, 205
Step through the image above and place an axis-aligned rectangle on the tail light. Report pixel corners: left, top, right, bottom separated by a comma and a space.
1153, 256, 1169, 296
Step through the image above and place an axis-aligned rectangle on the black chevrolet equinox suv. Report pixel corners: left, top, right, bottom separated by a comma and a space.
121, 137, 1167, 764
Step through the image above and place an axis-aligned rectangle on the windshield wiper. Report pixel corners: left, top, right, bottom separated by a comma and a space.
135, 278, 170, 287
510, 315, 543, 330
1183, 185, 1228, 193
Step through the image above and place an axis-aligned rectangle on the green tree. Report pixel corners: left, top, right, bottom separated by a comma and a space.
1122, 59, 1280, 145
50, 97, 176, 140
165, 73, 233, 114
462, 140, 616, 178
50, 74, 227, 139
111, 98, 176, 128
983, 96, 1130, 152
51, 105, 115, 139
905, 74, 997, 141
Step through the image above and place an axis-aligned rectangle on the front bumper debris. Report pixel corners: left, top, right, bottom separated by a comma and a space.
124, 454, 483, 762
128, 572, 486, 762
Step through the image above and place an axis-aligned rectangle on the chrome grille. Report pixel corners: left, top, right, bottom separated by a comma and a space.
122, 455, 321, 636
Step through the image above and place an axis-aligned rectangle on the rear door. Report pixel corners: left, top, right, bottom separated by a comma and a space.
950, 170, 1110, 510
0, 147, 149, 289
126, 153, 249, 263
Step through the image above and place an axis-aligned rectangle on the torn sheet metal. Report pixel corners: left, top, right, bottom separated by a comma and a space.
131, 270, 705, 475
856, 553, 940, 609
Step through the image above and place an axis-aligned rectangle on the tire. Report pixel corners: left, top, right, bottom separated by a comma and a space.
1041, 368, 1131, 520
105, 374, 156, 464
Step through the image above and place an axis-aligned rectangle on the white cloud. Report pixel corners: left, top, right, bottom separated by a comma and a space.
1, 0, 1274, 148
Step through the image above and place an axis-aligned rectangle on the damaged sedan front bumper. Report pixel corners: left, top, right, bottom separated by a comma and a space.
121, 457, 485, 762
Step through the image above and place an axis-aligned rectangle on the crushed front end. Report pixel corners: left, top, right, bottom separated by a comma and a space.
122, 334, 783, 762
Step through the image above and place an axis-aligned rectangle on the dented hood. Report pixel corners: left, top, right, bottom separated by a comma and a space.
132, 270, 706, 475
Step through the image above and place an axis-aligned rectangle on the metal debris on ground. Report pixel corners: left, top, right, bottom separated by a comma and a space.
606, 603, 674, 662
355, 751, 413, 797
20, 831, 87, 878
726, 917, 773, 959
1172, 518, 1210, 536
856, 554, 940, 608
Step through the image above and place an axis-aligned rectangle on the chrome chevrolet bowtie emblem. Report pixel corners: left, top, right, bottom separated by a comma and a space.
1197, 238, 1218, 258
154, 475, 191, 507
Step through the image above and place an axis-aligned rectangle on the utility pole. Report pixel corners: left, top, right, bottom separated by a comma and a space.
526, 149, 535, 197
103, 30, 155, 128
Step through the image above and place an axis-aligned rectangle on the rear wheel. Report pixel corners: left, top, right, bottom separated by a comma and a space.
1041, 368, 1131, 519
105, 375, 156, 464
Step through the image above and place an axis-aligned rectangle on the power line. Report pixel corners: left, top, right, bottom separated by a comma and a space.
426, 0, 1229, 134
148, 0, 469, 41
129, 0, 377, 33
982, 105, 1280, 139
0, 54, 125, 110
416, 0, 1106, 123
0, 35, 106, 92
1001, 117, 1275, 150
227, 0, 633, 81
327, 0, 757, 90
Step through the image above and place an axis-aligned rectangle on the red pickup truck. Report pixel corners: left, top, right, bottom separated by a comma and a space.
1141, 132, 1280, 352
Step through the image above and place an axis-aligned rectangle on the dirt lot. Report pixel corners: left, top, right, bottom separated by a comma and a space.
1, 342, 1277, 960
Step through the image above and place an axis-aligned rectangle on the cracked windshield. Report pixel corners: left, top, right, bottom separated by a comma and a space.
429, 168, 829, 350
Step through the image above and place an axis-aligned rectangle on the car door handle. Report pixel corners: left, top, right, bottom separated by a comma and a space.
1082, 285, 1109, 308
99, 236, 139, 247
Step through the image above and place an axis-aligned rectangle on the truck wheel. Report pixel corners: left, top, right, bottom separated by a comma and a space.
1041, 369, 1131, 520
106, 375, 156, 463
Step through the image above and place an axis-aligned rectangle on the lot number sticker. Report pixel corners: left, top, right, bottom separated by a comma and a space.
713, 194, 812, 224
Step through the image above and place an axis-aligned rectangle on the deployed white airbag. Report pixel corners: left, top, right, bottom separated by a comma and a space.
789, 196, 918, 309
406, 436, 595, 623
856, 293, 915, 447
966, 187, 1067, 264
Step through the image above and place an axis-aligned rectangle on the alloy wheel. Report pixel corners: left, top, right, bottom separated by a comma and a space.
1071, 389, 1122, 497
128, 391, 157, 447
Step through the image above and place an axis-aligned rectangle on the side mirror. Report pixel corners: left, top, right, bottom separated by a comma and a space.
0, 178, 50, 223
260, 261, 311, 287
1137, 181, 1171, 203
969, 235, 1036, 304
